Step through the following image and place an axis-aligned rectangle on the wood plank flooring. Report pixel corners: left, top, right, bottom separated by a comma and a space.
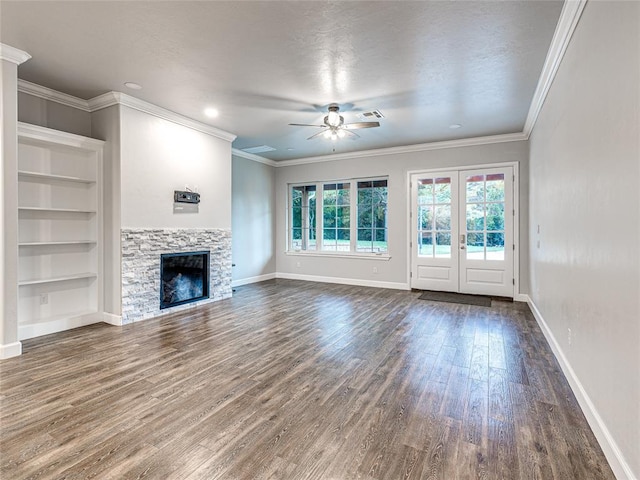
0, 280, 615, 479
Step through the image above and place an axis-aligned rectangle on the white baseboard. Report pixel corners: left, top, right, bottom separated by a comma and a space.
0, 341, 22, 359
514, 293, 529, 302
275, 272, 410, 291
232, 272, 276, 287
526, 296, 636, 480
102, 312, 123, 326
18, 312, 103, 341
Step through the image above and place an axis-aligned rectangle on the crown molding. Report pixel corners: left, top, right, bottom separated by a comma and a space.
18, 79, 91, 112
0, 43, 31, 65
232, 148, 278, 167
273, 132, 528, 167
88, 91, 237, 142
523, 0, 587, 138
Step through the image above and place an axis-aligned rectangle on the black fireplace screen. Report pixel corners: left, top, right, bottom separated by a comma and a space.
160, 251, 210, 309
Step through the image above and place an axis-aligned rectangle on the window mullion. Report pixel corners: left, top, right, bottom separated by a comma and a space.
302, 188, 309, 250
350, 180, 357, 252
316, 182, 323, 251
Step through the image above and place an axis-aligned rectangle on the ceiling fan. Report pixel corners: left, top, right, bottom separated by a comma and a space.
289, 103, 380, 140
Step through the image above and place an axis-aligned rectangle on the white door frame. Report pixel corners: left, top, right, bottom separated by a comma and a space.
406, 161, 520, 298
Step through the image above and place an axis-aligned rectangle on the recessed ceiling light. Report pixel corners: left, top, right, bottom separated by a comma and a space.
449, 123, 462, 129
204, 107, 219, 118
124, 82, 142, 90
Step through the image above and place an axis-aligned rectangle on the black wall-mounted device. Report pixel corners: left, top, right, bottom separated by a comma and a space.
174, 190, 201, 204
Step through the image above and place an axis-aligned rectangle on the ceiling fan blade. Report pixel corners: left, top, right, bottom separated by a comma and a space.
343, 121, 380, 130
307, 130, 329, 140
343, 129, 360, 139
289, 123, 327, 128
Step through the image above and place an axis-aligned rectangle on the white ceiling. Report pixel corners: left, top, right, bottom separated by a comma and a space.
1, 1, 564, 161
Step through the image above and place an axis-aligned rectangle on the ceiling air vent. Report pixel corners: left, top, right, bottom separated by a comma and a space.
241, 145, 276, 154
356, 110, 384, 120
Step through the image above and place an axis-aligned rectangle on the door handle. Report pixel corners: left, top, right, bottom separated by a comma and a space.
460, 245, 466, 250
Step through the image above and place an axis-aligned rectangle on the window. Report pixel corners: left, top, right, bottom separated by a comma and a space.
357, 180, 388, 253
322, 183, 350, 251
289, 178, 388, 255
290, 185, 316, 250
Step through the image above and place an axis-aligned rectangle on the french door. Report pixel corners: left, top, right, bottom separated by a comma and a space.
410, 166, 514, 297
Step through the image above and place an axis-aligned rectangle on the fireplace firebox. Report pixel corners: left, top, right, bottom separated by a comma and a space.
160, 251, 210, 309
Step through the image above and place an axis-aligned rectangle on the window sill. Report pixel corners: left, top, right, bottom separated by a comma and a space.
285, 251, 391, 261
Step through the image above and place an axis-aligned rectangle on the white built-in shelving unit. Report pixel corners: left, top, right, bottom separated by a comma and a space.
17, 122, 104, 340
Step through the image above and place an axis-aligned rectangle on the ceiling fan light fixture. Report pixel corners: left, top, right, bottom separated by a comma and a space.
337, 129, 346, 138
323, 130, 332, 139
327, 110, 341, 127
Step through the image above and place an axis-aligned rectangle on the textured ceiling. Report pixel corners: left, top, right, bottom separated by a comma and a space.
1, 1, 564, 161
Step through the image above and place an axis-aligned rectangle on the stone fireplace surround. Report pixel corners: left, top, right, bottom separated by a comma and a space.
121, 228, 232, 324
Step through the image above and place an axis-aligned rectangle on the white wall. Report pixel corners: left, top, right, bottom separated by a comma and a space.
528, 2, 639, 478
275, 140, 529, 292
120, 106, 231, 229
232, 155, 276, 284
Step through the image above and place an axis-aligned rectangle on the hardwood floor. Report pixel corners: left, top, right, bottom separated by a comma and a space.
1, 280, 615, 479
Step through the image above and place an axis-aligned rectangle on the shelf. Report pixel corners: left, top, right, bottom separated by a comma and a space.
17, 123, 103, 340
19, 241, 97, 246
19, 272, 98, 286
18, 207, 96, 213
18, 170, 95, 184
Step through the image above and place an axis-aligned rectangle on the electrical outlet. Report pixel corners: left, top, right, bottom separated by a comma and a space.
567, 328, 572, 346
373, 267, 378, 274
296, 261, 301, 268
39, 294, 48, 305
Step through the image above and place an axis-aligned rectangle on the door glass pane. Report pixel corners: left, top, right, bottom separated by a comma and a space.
434, 178, 451, 203
466, 175, 484, 202
435, 232, 451, 258
486, 174, 505, 201
419, 206, 433, 229
486, 232, 505, 260
418, 179, 433, 203
486, 203, 505, 231
467, 232, 485, 260
466, 203, 484, 230
419, 232, 433, 257
435, 205, 451, 230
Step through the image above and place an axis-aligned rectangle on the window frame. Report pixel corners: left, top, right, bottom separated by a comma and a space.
287, 176, 390, 259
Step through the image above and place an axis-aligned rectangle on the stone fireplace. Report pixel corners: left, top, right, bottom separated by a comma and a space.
121, 228, 232, 323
